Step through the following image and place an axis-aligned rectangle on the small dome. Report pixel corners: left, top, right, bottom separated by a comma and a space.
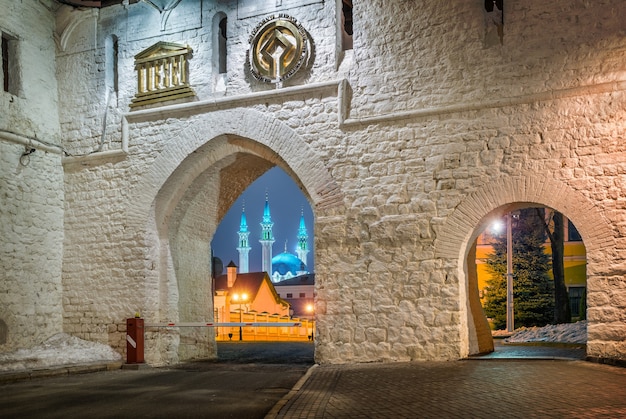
272, 252, 306, 276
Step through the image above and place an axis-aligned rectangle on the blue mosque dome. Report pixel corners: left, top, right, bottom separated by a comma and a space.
272, 252, 307, 277
235, 194, 310, 282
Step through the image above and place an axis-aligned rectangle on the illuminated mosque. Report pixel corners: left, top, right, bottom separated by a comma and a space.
236, 195, 310, 283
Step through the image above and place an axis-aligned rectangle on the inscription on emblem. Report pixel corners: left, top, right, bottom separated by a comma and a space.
248, 15, 309, 84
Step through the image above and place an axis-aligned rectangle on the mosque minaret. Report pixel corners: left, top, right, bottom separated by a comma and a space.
236, 195, 310, 282
236, 203, 251, 274
296, 209, 309, 268
259, 193, 275, 274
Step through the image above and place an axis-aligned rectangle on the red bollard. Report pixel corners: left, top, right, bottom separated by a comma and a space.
126, 317, 144, 364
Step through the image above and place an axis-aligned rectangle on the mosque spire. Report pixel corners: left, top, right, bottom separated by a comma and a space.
296, 206, 309, 268
237, 201, 251, 273
259, 192, 274, 274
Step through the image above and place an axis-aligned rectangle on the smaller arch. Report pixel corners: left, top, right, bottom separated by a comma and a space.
435, 175, 613, 263
434, 174, 614, 357
55, 7, 98, 52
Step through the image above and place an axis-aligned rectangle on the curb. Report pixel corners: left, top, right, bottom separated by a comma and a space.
0, 361, 123, 384
586, 356, 626, 369
265, 363, 319, 419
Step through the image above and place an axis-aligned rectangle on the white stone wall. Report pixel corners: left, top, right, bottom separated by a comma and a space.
1, 0, 625, 365
0, 0, 64, 351
57, 0, 626, 364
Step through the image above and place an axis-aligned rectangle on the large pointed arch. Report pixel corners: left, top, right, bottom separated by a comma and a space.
127, 108, 343, 230
122, 108, 343, 363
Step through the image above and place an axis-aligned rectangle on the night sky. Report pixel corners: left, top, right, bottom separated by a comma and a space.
211, 166, 315, 274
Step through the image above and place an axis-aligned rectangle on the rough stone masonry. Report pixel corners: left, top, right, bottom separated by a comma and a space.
0, 0, 625, 366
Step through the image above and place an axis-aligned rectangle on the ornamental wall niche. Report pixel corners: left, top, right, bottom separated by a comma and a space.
131, 41, 195, 108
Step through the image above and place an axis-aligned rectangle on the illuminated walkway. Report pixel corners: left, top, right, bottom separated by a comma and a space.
269, 346, 626, 418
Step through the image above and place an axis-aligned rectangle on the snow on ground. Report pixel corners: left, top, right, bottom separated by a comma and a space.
503, 321, 587, 344
0, 333, 121, 372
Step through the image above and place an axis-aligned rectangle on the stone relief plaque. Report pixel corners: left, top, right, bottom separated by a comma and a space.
248, 14, 310, 84
130, 41, 195, 108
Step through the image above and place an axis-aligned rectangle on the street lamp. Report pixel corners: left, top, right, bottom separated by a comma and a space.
491, 213, 514, 333
506, 212, 514, 333
306, 303, 314, 341
232, 292, 248, 341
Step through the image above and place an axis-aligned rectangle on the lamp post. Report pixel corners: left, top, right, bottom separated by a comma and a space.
306, 303, 314, 341
491, 214, 515, 333
232, 292, 248, 341
506, 212, 514, 333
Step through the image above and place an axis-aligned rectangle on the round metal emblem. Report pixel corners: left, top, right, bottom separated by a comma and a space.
248, 15, 309, 84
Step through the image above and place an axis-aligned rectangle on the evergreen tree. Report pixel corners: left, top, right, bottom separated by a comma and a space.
483, 208, 555, 330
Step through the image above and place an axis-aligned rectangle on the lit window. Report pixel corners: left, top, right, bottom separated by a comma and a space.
568, 287, 586, 318
568, 219, 582, 242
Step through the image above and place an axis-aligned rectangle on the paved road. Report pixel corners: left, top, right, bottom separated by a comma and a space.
216, 341, 315, 364
272, 359, 626, 418
0, 342, 314, 419
3, 341, 623, 419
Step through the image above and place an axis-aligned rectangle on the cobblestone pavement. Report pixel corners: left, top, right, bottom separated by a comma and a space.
269, 348, 626, 419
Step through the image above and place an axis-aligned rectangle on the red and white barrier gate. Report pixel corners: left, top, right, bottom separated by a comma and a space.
145, 322, 302, 327
126, 317, 144, 364
125, 318, 303, 365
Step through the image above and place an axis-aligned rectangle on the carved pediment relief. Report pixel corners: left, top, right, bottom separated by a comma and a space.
134, 41, 191, 63
131, 41, 195, 109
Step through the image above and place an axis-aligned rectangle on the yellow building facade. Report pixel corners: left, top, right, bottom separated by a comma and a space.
476, 215, 587, 319
214, 262, 312, 341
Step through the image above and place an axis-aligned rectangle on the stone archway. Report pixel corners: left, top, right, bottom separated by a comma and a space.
127, 108, 343, 230
125, 109, 343, 364
434, 174, 614, 358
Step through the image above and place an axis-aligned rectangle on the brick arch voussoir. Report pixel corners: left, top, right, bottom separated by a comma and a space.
127, 108, 343, 229
434, 175, 614, 264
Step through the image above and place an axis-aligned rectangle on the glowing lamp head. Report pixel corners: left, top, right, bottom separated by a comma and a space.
491, 219, 504, 234
232, 292, 248, 303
